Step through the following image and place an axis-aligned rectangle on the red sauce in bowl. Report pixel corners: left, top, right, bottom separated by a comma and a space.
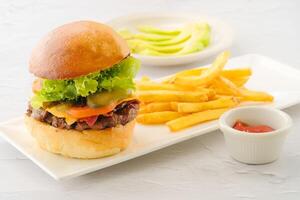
233, 120, 274, 133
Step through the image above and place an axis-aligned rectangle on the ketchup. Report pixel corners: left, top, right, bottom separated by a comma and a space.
233, 120, 274, 133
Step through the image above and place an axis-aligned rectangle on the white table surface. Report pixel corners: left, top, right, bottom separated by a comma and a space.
0, 0, 299, 199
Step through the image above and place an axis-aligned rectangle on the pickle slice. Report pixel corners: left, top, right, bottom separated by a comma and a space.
87, 89, 131, 108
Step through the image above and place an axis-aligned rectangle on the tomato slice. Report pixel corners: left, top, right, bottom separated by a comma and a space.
67, 103, 117, 118
79, 116, 98, 127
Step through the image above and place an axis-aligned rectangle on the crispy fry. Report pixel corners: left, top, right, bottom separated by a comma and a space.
171, 68, 205, 77
212, 76, 241, 96
161, 76, 175, 84
239, 88, 274, 102
174, 51, 230, 87
162, 68, 205, 83
229, 76, 250, 87
177, 96, 239, 113
206, 88, 216, 99
137, 111, 184, 124
164, 68, 251, 84
221, 68, 252, 79
137, 81, 211, 92
139, 102, 172, 113
166, 108, 229, 131
137, 90, 209, 103
170, 102, 179, 111
216, 95, 243, 101
137, 82, 179, 91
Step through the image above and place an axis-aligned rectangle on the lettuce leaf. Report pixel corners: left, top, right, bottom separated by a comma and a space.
31, 56, 140, 108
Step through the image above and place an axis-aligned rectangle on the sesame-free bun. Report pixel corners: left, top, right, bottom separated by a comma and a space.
24, 116, 135, 159
29, 21, 130, 80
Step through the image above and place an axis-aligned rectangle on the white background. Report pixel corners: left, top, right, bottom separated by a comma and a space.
0, 0, 299, 199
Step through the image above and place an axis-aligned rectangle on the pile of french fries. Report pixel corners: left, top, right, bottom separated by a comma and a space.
136, 51, 274, 132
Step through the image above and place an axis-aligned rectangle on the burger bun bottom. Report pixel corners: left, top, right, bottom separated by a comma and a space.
24, 115, 135, 159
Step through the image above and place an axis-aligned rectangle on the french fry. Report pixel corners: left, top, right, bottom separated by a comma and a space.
166, 108, 229, 131
139, 102, 172, 113
137, 90, 209, 103
212, 76, 241, 96
171, 68, 205, 77
137, 111, 184, 124
215, 95, 243, 101
206, 88, 217, 99
229, 76, 250, 87
221, 68, 252, 79
137, 82, 179, 91
161, 76, 175, 84
163, 68, 251, 84
174, 51, 230, 87
137, 82, 211, 92
213, 78, 273, 102
177, 96, 239, 113
161, 69, 204, 83
239, 88, 273, 102
170, 102, 179, 111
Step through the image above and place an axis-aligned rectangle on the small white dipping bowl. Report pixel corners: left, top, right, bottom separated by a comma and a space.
219, 106, 292, 164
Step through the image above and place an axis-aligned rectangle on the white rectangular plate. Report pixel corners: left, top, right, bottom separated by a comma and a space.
1, 54, 300, 180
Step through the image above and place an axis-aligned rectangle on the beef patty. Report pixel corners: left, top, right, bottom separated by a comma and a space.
26, 100, 139, 131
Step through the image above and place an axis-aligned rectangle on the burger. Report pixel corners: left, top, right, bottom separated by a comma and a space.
25, 21, 140, 159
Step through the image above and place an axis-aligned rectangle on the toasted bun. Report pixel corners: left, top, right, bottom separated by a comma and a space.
29, 21, 130, 80
24, 116, 135, 159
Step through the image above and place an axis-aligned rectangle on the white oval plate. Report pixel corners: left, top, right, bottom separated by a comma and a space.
107, 12, 234, 66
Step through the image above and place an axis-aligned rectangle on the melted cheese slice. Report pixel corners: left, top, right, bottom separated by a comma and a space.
46, 104, 78, 125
